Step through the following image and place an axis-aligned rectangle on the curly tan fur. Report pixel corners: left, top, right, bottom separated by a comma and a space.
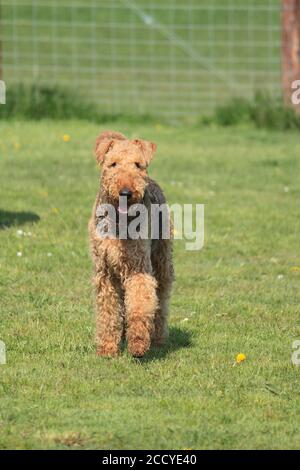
89, 130, 174, 357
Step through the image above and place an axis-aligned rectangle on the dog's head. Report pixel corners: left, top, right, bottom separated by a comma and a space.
94, 131, 156, 213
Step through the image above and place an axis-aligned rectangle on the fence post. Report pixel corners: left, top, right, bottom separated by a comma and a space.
282, 0, 300, 112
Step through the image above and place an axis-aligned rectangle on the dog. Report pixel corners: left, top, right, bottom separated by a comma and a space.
89, 131, 174, 357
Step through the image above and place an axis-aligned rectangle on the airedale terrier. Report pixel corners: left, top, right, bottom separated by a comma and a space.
89, 131, 174, 357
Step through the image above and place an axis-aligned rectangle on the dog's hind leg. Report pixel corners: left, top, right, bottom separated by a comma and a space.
151, 238, 174, 346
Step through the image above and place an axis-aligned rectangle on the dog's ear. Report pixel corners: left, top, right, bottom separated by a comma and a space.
94, 131, 126, 165
95, 138, 114, 165
132, 139, 157, 166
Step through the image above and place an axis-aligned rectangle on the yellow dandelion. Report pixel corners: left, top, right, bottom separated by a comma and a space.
291, 266, 300, 272
14, 143, 21, 150
51, 207, 59, 214
63, 134, 71, 142
236, 353, 246, 364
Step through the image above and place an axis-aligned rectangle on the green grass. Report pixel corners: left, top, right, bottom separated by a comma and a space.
0, 120, 300, 449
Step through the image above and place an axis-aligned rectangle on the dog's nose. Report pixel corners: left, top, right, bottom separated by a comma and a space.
119, 188, 132, 199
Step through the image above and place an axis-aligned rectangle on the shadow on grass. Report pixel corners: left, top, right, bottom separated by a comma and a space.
137, 326, 192, 363
0, 209, 40, 229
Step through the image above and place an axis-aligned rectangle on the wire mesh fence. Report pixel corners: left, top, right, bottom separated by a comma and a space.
0, 0, 282, 119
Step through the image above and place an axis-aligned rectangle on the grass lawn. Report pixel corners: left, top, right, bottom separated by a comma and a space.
0, 119, 300, 449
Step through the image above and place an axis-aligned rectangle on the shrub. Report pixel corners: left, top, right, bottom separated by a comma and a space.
213, 92, 300, 130
0, 84, 153, 123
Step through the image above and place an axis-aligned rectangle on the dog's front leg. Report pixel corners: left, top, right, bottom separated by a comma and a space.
95, 274, 123, 357
124, 273, 158, 357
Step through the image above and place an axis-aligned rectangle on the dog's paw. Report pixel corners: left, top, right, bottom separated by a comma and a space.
128, 336, 150, 358
152, 324, 168, 347
96, 344, 119, 358
151, 337, 166, 347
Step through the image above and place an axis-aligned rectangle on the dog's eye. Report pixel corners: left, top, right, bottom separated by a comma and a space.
135, 162, 142, 169
110, 162, 117, 168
